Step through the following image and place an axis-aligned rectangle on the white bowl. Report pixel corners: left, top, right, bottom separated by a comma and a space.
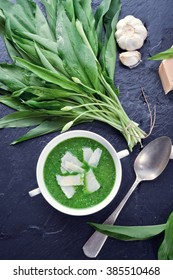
30, 130, 129, 216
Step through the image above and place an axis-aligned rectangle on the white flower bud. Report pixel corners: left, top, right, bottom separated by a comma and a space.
61, 106, 73, 111
61, 121, 74, 133
72, 77, 82, 84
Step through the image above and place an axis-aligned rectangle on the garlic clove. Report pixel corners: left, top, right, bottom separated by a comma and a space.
119, 51, 141, 68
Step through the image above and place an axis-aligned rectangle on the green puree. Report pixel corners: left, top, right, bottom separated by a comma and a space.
44, 137, 116, 209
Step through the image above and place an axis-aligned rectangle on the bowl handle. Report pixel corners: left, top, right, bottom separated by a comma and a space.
28, 187, 41, 197
117, 149, 129, 159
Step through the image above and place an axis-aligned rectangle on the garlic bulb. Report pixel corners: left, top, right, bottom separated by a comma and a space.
119, 51, 141, 68
115, 15, 147, 51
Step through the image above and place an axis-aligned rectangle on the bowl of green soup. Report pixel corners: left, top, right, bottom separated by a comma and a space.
29, 130, 129, 216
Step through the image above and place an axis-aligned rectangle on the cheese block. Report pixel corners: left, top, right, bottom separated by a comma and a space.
159, 58, 173, 94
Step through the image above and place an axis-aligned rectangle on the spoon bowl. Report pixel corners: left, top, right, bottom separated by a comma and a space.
134, 136, 172, 181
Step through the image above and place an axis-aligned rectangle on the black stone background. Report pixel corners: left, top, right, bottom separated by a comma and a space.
0, 0, 173, 260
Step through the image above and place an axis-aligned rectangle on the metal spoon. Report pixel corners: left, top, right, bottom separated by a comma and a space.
83, 136, 172, 258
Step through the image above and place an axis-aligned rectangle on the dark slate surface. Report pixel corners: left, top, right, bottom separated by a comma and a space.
0, 0, 173, 260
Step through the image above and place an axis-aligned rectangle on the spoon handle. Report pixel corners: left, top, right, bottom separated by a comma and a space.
83, 178, 140, 258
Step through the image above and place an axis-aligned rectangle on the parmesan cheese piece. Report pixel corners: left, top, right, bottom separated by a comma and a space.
82, 147, 93, 163
88, 148, 102, 168
62, 161, 84, 173
159, 58, 173, 94
56, 174, 83, 187
60, 185, 76, 199
61, 152, 83, 174
85, 169, 101, 193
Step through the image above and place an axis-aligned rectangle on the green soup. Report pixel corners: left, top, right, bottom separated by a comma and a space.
43, 137, 116, 209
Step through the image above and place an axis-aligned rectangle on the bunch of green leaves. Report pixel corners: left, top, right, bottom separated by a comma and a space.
89, 211, 173, 259
0, 0, 146, 150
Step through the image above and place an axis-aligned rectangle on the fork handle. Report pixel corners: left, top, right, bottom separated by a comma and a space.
83, 177, 140, 258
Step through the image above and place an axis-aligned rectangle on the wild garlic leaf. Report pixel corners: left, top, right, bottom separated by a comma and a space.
0, 64, 27, 91
0, 9, 5, 36
4, 38, 21, 61
73, 0, 98, 56
39, 48, 68, 76
56, 4, 99, 90
150, 48, 173, 60
16, 0, 36, 20
12, 34, 39, 63
34, 43, 56, 72
6, 29, 34, 63
41, 0, 57, 37
75, 20, 95, 57
0, 1, 14, 16
24, 100, 62, 110
15, 57, 81, 92
4, 16, 13, 42
12, 86, 76, 99
0, 110, 49, 128
0, 64, 45, 91
95, 0, 112, 48
11, 119, 67, 145
80, 0, 96, 26
34, 5, 54, 40
158, 212, 173, 260
62, 0, 75, 23
0, 95, 29, 111
95, 0, 121, 80
89, 222, 166, 241
22, 32, 58, 53
101, 0, 121, 79
12, 116, 86, 145
14, 32, 67, 75
0, 0, 35, 34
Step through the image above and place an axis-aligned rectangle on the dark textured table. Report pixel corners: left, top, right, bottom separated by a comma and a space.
0, 0, 173, 260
